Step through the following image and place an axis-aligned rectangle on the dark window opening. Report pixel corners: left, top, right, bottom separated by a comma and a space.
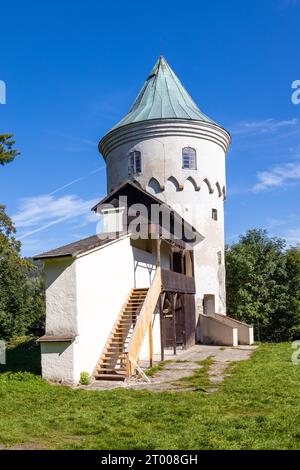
170, 251, 185, 274
128, 151, 142, 176
212, 209, 218, 221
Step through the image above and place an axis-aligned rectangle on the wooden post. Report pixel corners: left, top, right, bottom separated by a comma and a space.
190, 250, 195, 278
169, 246, 174, 271
156, 236, 161, 267
180, 249, 185, 274
172, 293, 178, 355
149, 319, 153, 368
159, 292, 165, 361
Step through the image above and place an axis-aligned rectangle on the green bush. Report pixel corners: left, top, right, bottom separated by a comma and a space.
226, 229, 300, 342
79, 372, 91, 385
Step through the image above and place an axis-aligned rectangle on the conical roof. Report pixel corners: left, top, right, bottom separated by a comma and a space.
112, 56, 216, 130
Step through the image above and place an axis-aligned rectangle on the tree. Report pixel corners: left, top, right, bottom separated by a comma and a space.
0, 202, 45, 340
280, 247, 300, 340
0, 134, 20, 165
0, 135, 45, 340
226, 229, 300, 342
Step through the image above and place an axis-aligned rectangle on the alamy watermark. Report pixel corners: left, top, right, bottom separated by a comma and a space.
0, 340, 6, 365
291, 80, 300, 105
0, 80, 6, 104
291, 341, 300, 365
95, 196, 201, 249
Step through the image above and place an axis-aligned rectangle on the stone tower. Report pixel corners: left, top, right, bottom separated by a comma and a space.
99, 56, 231, 316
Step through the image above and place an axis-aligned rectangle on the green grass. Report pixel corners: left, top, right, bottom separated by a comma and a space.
0, 340, 300, 449
145, 360, 168, 377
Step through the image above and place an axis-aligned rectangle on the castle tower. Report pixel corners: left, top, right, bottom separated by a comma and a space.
99, 56, 231, 316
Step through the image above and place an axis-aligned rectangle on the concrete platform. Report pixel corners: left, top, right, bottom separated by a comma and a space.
80, 344, 257, 392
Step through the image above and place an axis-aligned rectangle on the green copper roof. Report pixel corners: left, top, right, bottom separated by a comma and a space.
112, 56, 216, 130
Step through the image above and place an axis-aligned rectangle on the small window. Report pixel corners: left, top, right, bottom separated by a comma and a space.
128, 151, 142, 176
217, 251, 222, 265
182, 147, 197, 170
212, 209, 218, 221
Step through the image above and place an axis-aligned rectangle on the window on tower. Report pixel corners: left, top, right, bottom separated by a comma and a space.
212, 209, 218, 221
182, 147, 197, 170
128, 151, 142, 176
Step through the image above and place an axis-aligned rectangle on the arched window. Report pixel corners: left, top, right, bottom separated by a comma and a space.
182, 147, 197, 170
128, 151, 142, 176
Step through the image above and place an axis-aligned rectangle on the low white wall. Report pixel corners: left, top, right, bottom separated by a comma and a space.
74, 235, 135, 382
199, 314, 238, 346
40, 341, 76, 385
211, 314, 254, 345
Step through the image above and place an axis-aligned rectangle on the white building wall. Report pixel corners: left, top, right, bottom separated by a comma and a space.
40, 341, 76, 384
44, 258, 78, 335
74, 235, 135, 382
41, 235, 164, 384
41, 258, 78, 384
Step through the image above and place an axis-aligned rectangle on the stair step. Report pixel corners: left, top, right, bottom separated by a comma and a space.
109, 342, 128, 346
97, 363, 126, 369
95, 374, 126, 382
105, 352, 125, 356
97, 369, 126, 374
94, 288, 148, 381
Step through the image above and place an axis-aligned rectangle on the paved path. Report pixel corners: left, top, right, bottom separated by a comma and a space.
83, 345, 257, 392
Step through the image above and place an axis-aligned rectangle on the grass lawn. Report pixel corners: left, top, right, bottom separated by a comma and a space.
0, 339, 299, 450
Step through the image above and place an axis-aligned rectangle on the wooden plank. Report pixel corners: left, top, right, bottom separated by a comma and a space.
184, 294, 196, 349
37, 335, 75, 343
161, 269, 196, 294
126, 268, 162, 378
159, 292, 165, 361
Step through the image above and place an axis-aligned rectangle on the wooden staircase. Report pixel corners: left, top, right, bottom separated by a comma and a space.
94, 288, 148, 381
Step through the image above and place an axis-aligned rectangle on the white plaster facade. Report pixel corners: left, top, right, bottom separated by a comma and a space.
41, 235, 163, 384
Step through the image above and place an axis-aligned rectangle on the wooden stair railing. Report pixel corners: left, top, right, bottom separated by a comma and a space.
93, 288, 148, 381
126, 267, 162, 379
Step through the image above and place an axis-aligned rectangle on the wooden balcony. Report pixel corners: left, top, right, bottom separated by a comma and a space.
161, 269, 196, 294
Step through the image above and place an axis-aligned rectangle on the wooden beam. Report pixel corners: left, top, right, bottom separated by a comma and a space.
190, 250, 195, 278
159, 292, 166, 361
149, 319, 153, 368
172, 293, 178, 355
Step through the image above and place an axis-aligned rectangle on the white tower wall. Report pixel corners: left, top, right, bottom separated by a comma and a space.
100, 119, 231, 316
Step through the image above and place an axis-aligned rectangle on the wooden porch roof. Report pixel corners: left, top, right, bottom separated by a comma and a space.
91, 180, 204, 247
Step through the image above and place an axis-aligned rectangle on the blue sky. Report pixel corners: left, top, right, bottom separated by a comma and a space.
0, 0, 300, 256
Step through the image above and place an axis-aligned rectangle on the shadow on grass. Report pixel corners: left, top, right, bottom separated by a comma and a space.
0, 337, 41, 375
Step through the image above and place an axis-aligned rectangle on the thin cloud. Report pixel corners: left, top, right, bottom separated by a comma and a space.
49, 167, 104, 196
13, 194, 99, 239
232, 118, 299, 137
253, 162, 300, 191
283, 227, 300, 246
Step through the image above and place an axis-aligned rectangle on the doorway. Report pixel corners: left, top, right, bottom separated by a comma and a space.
203, 294, 215, 316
